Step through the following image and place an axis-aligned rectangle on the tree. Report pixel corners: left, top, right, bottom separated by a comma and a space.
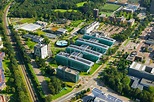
45, 94, 52, 102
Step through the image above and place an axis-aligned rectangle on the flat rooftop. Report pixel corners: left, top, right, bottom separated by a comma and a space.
68, 45, 102, 56
140, 78, 154, 87
58, 66, 79, 75
130, 62, 154, 74
20, 23, 41, 31
85, 33, 116, 42
77, 38, 109, 49
70, 52, 94, 66
92, 88, 123, 102
57, 52, 94, 66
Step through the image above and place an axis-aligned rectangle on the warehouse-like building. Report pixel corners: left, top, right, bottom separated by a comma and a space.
56, 52, 94, 72
56, 66, 79, 83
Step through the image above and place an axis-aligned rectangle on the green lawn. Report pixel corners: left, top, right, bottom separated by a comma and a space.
76, 1, 87, 7
26, 40, 36, 49
80, 63, 101, 76
123, 38, 130, 46
19, 18, 36, 24
36, 30, 46, 36
54, 9, 78, 12
70, 20, 83, 27
102, 3, 121, 11
100, 11, 113, 16
52, 87, 73, 99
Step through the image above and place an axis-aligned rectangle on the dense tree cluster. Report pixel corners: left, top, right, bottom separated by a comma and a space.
9, 0, 106, 20
141, 0, 152, 9
48, 76, 65, 95
0, 1, 30, 102
10, 28, 46, 101
101, 52, 154, 102
112, 28, 133, 42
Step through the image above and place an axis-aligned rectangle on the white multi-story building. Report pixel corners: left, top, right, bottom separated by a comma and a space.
34, 43, 48, 59
82, 21, 100, 34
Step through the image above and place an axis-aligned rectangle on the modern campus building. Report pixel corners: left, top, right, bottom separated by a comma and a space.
0, 52, 5, 90
34, 43, 48, 59
83, 33, 116, 46
81, 21, 99, 34
66, 45, 102, 62
56, 66, 79, 82
23, 34, 44, 43
129, 62, 154, 81
92, 88, 123, 102
123, 4, 140, 13
75, 38, 109, 54
55, 52, 94, 72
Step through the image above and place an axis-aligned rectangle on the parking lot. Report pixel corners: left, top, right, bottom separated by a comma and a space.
98, 24, 125, 37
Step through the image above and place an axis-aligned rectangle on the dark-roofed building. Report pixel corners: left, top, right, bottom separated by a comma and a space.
57, 66, 79, 82
92, 88, 123, 102
129, 62, 154, 81
56, 28, 67, 34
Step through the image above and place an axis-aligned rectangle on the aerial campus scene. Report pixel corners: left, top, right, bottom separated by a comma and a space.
0, 0, 154, 102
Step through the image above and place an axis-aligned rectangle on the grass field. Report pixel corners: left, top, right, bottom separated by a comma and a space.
80, 63, 101, 76
70, 20, 83, 27
26, 40, 36, 49
19, 18, 36, 24
54, 9, 78, 12
52, 87, 73, 99
102, 3, 121, 11
100, 11, 113, 16
36, 30, 46, 36
76, 1, 87, 7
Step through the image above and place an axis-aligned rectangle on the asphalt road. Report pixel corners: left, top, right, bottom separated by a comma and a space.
3, 3, 38, 102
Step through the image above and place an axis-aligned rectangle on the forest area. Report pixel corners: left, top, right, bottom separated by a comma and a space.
9, 0, 106, 21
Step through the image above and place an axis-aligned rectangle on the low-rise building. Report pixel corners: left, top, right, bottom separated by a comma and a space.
81, 22, 100, 34
66, 44, 102, 62
92, 88, 123, 102
56, 28, 67, 34
129, 62, 154, 81
127, 19, 135, 26
83, 33, 116, 46
36, 21, 48, 27
99, 14, 107, 22
23, 34, 44, 43
75, 38, 109, 54
123, 4, 140, 13
56, 52, 94, 72
56, 66, 79, 82
117, 16, 126, 23
34, 43, 48, 59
